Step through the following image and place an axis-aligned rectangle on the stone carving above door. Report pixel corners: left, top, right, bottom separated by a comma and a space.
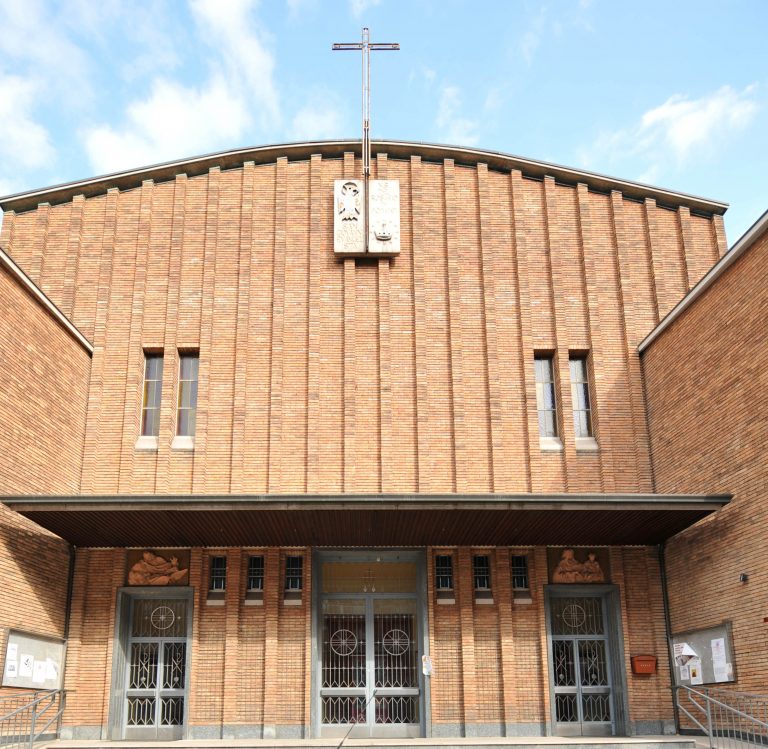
550, 548, 607, 584
127, 550, 189, 586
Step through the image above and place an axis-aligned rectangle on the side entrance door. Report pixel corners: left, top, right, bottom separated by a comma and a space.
546, 587, 627, 736
120, 594, 191, 739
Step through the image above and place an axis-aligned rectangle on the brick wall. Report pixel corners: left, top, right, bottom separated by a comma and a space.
642, 224, 768, 693
0, 263, 90, 495
0, 153, 723, 496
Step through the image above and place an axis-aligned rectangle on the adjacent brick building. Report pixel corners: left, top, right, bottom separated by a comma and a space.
0, 140, 749, 741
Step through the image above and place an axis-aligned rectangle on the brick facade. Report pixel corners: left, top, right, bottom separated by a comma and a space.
0, 142, 737, 739
642, 216, 768, 694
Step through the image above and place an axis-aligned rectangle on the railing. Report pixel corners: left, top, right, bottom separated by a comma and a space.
0, 690, 66, 749
674, 685, 768, 749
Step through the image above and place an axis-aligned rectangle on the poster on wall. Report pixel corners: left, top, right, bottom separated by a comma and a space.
670, 621, 736, 686
2, 631, 65, 690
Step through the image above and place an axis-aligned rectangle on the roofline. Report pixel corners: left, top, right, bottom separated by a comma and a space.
1, 492, 731, 512
0, 139, 729, 216
0, 246, 94, 354
639, 207, 768, 353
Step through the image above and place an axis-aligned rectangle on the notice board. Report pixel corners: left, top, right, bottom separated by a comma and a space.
2, 630, 65, 690
670, 621, 736, 686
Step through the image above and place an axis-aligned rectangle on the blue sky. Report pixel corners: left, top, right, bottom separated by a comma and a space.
0, 0, 766, 241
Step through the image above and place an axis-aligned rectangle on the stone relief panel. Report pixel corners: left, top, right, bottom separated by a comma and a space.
548, 547, 609, 584
334, 179, 365, 254
368, 179, 400, 255
126, 549, 190, 586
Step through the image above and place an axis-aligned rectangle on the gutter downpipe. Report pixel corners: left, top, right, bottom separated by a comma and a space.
659, 542, 680, 734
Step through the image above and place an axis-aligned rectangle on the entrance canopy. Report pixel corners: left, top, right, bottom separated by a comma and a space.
2, 493, 728, 547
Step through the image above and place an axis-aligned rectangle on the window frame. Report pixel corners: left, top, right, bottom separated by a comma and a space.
140, 351, 164, 439
174, 351, 199, 447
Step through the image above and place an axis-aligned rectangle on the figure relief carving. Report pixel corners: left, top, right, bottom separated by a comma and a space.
128, 551, 189, 586
338, 181, 361, 221
552, 549, 605, 584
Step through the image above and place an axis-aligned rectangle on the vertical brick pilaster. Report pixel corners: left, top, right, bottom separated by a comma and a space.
542, 176, 571, 488
267, 159, 287, 493
192, 167, 221, 493
157, 174, 188, 492
62, 549, 88, 728
187, 548, 204, 727
31, 202, 50, 285
118, 180, 154, 492
712, 214, 728, 259
222, 549, 242, 734
457, 548, 476, 733
342, 152, 357, 492
613, 192, 652, 492
495, 548, 516, 733
230, 163, 255, 493
261, 548, 280, 737
410, 155, 430, 491
80, 187, 120, 493
510, 171, 535, 491
477, 164, 514, 492
100, 549, 127, 735
0, 209, 15, 250
306, 154, 323, 493
61, 195, 85, 317
376, 153, 392, 492
443, 159, 466, 492
677, 206, 696, 290
576, 183, 612, 491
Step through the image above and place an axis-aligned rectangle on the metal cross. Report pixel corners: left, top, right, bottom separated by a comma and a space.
333, 28, 399, 251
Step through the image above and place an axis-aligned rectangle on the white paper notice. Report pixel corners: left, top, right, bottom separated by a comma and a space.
711, 637, 729, 682
680, 664, 690, 681
32, 659, 46, 684
45, 659, 59, 681
5, 643, 19, 679
7, 643, 18, 662
18, 654, 34, 679
689, 657, 704, 685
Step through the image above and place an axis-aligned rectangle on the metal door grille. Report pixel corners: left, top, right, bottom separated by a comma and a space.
124, 597, 188, 738
549, 592, 614, 736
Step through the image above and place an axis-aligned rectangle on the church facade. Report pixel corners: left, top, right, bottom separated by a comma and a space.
0, 140, 744, 740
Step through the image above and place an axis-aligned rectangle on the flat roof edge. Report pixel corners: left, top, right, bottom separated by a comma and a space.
639, 207, 768, 353
0, 247, 94, 354
0, 140, 728, 215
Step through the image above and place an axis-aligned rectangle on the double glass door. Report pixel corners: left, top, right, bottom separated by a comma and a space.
123, 597, 189, 739
548, 592, 615, 736
317, 557, 423, 738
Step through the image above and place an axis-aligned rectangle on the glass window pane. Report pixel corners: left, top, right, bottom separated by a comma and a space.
178, 410, 189, 437
544, 383, 556, 409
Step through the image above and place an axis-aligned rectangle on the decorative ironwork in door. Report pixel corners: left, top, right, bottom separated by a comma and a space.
124, 598, 189, 739
549, 594, 614, 736
318, 559, 422, 738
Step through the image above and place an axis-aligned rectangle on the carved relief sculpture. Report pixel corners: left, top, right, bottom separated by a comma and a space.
128, 551, 189, 586
334, 179, 365, 254
552, 549, 605, 584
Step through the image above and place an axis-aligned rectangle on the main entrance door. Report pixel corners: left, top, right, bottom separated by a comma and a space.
315, 552, 425, 738
122, 596, 190, 739
547, 588, 624, 736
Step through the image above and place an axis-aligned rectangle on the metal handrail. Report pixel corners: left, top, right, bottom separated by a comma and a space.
674, 684, 768, 749
0, 690, 66, 749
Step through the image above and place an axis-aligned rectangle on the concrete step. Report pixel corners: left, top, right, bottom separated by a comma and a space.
41, 736, 699, 749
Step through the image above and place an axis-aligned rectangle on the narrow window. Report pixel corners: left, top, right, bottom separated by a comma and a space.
511, 555, 529, 590
247, 556, 264, 592
473, 555, 491, 591
435, 555, 454, 591
141, 353, 163, 437
569, 355, 593, 438
209, 555, 227, 591
285, 556, 303, 591
177, 352, 199, 437
534, 355, 557, 438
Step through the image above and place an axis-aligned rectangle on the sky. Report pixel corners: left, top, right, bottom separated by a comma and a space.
0, 0, 766, 242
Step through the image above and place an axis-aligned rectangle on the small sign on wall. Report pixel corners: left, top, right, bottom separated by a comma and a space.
671, 622, 736, 685
2, 630, 65, 690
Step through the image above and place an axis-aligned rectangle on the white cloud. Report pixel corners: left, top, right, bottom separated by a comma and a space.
290, 101, 344, 140
190, 0, 279, 128
0, 74, 55, 170
350, 0, 382, 18
84, 77, 250, 174
435, 85, 479, 146
583, 85, 759, 181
